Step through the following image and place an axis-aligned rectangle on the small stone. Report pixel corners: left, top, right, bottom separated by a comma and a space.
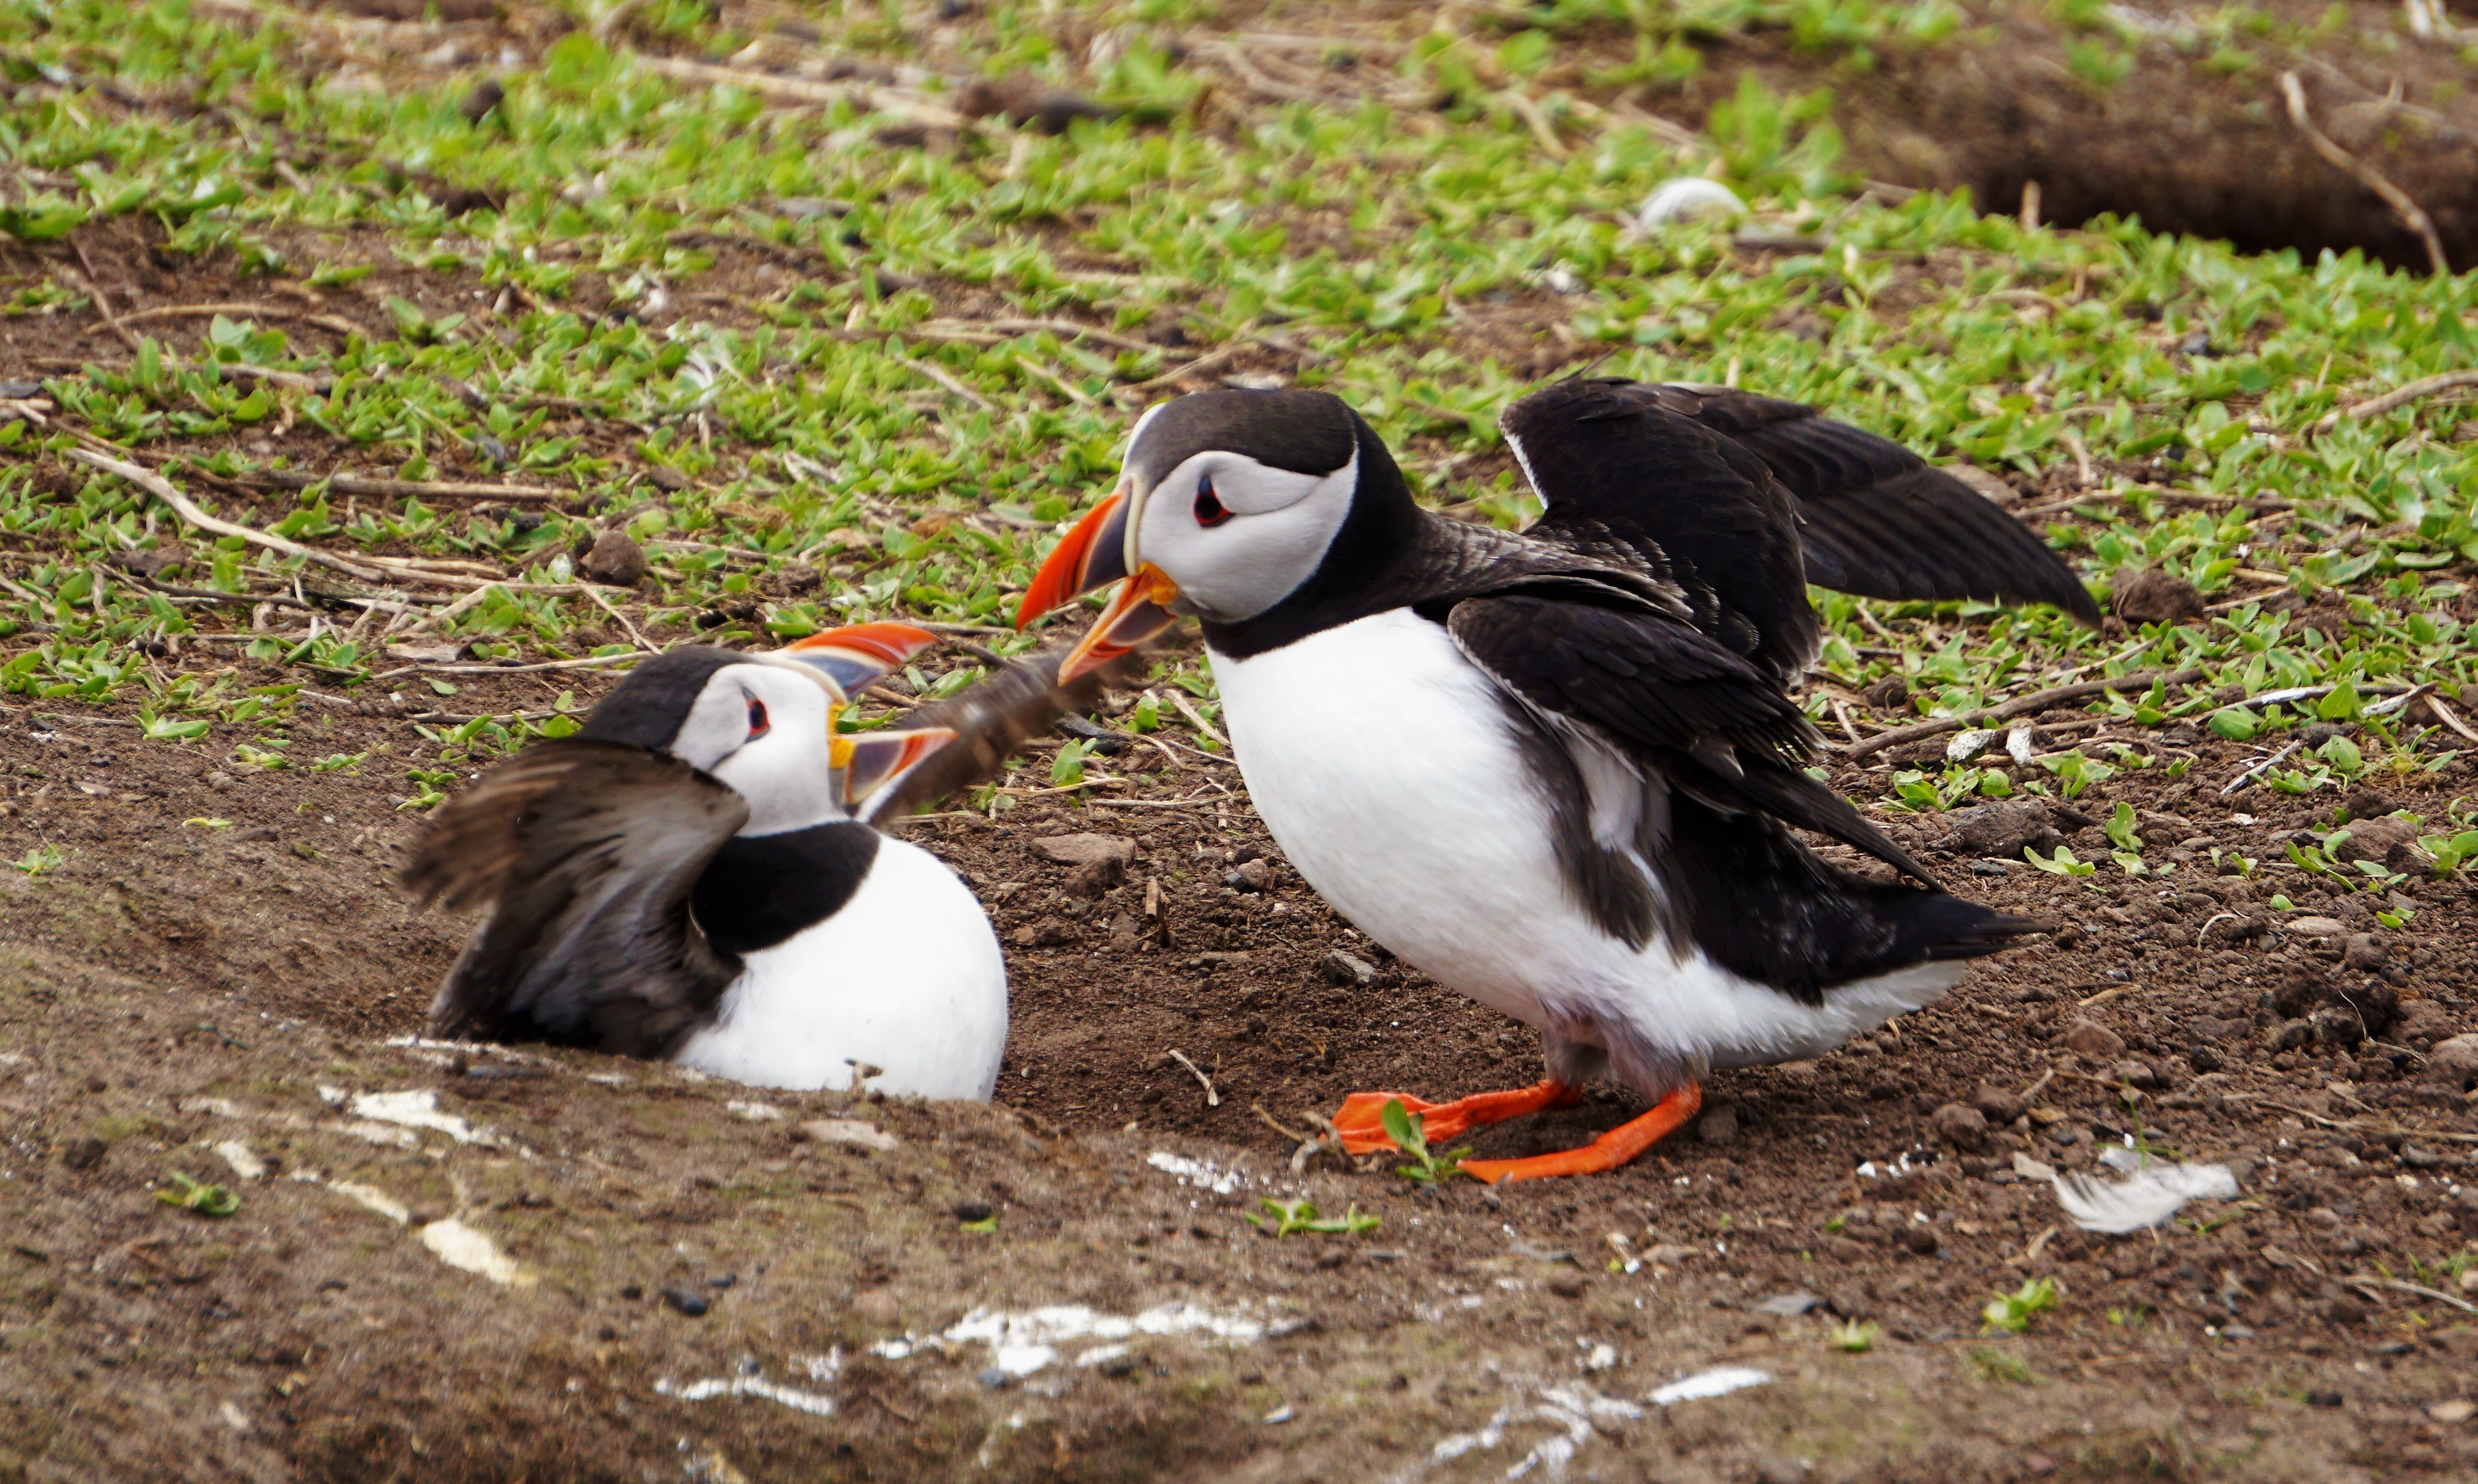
1930, 1103, 1989, 1150
660, 1286, 709, 1317
2423, 1034, 2478, 1088
953, 1199, 994, 1223
645, 466, 691, 492
2341, 934, 2387, 972
1315, 950, 1377, 988
1970, 1083, 2027, 1124
579, 531, 649, 587
2285, 915, 2347, 938
1902, 1225, 1942, 1256
1750, 1290, 1818, 1317
1032, 832, 1136, 868
205, 771, 234, 790
2400, 1143, 2445, 1170
2061, 1019, 2128, 1061
2109, 1059, 2160, 1090
1694, 1104, 1740, 1147
954, 72, 1118, 133
1011, 917, 1076, 948
61, 1135, 106, 1171
458, 77, 504, 123
1225, 859, 1270, 893
2112, 568, 2205, 625
2425, 1399, 2475, 1424
2328, 816, 2418, 866
1940, 800, 2063, 859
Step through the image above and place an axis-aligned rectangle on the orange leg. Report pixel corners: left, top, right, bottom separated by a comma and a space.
1329, 1079, 1580, 1156
1460, 1083, 1703, 1185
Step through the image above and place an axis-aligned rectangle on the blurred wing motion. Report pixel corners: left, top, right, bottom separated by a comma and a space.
404, 738, 747, 1055
862, 644, 1148, 823
1510, 380, 2102, 628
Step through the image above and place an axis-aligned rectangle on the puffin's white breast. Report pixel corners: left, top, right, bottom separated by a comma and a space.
1207, 609, 1958, 1080
674, 836, 1008, 1099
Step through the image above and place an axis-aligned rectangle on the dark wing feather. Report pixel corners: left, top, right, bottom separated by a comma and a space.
1504, 379, 1817, 687
1446, 592, 1930, 883
404, 738, 748, 1056
864, 643, 1149, 823
1643, 382, 2102, 625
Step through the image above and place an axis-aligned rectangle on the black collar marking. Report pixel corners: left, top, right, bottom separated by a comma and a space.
579, 649, 746, 752
690, 820, 881, 955
1128, 388, 1359, 491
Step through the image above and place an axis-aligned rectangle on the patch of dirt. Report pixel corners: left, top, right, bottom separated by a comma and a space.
5, 645, 2478, 1481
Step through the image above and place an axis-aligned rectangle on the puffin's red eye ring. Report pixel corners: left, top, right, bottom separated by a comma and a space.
746, 696, 770, 739
1193, 475, 1230, 528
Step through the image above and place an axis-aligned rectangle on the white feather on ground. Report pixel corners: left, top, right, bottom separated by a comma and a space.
2049, 1162, 2241, 1234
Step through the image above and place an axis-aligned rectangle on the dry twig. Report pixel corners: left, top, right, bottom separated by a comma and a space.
2279, 71, 2449, 277
1842, 667, 2204, 759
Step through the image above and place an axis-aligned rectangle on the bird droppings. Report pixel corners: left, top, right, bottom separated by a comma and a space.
872, 1302, 1268, 1378
212, 1140, 265, 1181
1427, 1385, 1646, 1479
656, 1352, 838, 1419
1646, 1367, 1773, 1406
325, 1087, 496, 1146
325, 1181, 411, 1225
1146, 1150, 1249, 1195
416, 1219, 534, 1287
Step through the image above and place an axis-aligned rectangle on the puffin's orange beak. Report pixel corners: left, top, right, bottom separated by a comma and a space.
1017, 492, 1132, 627
1017, 491, 1181, 682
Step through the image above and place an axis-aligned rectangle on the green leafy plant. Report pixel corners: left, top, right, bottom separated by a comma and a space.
155, 1171, 239, 1217
1827, 1318, 1879, 1352
1379, 1098, 1471, 1184
1982, 1277, 2061, 1335
2025, 845, 2098, 883
11, 843, 64, 877
1245, 1197, 1381, 1237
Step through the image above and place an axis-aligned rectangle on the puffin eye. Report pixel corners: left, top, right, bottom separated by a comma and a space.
1192, 474, 1231, 528
745, 696, 770, 739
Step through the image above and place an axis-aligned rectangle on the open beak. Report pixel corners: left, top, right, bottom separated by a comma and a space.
1016, 490, 1182, 683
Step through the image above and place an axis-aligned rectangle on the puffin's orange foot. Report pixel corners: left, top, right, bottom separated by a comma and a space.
1460, 1083, 1703, 1184
1329, 1080, 1579, 1156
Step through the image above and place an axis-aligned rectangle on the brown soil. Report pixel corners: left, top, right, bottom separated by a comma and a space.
6, 638, 2478, 1483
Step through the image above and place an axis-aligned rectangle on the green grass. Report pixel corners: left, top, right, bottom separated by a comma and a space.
2, 0, 2477, 812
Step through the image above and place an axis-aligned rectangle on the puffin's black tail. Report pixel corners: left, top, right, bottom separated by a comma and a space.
1660, 790, 2043, 1006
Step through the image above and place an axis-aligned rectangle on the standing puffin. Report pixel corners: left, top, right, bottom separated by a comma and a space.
1017, 381, 2090, 1181
406, 624, 1008, 1100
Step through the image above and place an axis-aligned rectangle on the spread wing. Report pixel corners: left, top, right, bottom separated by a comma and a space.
1503, 378, 1818, 688
863, 642, 1149, 823
1631, 381, 2101, 625
404, 738, 749, 1056
1446, 588, 1931, 883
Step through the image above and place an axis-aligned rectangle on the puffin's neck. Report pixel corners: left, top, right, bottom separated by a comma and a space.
691, 820, 881, 956
1201, 414, 1431, 660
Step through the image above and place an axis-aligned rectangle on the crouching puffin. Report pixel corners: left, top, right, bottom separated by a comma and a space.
405, 623, 1007, 1100
1018, 380, 2083, 1180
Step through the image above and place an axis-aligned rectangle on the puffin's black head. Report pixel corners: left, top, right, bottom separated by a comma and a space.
575, 627, 957, 829
1015, 389, 1417, 677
